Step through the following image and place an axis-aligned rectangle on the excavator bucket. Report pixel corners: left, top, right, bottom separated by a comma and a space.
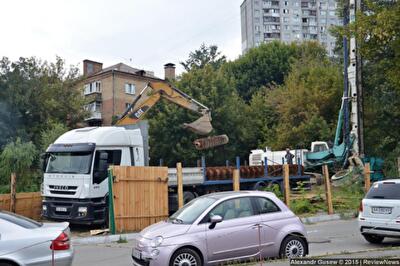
183, 114, 213, 135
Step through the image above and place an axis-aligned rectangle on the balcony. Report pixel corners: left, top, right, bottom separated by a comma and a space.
85, 92, 102, 103
85, 111, 102, 121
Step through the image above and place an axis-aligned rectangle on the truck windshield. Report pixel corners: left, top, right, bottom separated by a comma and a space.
46, 152, 93, 174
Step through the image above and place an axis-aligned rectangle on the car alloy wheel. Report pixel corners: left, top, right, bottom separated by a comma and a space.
173, 252, 198, 266
285, 239, 305, 258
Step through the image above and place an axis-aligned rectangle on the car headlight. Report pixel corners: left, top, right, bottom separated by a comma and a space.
150, 236, 163, 248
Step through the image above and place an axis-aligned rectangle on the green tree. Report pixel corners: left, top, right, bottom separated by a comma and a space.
0, 138, 38, 192
39, 122, 69, 152
337, 0, 400, 174
261, 44, 343, 150
223, 41, 298, 101
180, 43, 226, 72
148, 64, 247, 166
0, 56, 87, 148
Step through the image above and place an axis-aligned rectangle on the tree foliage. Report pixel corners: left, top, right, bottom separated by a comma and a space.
149, 41, 343, 166
0, 138, 37, 191
148, 64, 247, 166
180, 43, 226, 72
0, 57, 87, 191
0, 56, 87, 148
223, 41, 298, 101
336, 0, 400, 175
39, 122, 69, 152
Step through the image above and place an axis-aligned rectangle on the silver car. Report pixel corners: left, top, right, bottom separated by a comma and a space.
132, 191, 308, 266
0, 211, 73, 266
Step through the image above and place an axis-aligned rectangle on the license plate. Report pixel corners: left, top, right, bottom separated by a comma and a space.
132, 249, 142, 260
56, 207, 67, 212
372, 207, 392, 214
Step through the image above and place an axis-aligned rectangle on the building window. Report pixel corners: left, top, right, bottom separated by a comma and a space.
283, 9, 289, 14
283, 17, 289, 22
125, 83, 136, 95
284, 1, 288, 6
320, 10, 326, 16
84, 81, 101, 95
329, 10, 336, 16
255, 25, 260, 31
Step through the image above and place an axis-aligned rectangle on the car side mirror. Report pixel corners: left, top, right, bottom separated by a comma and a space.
209, 215, 223, 229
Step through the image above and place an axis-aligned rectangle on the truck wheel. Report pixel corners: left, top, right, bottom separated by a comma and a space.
363, 234, 384, 244
183, 192, 196, 204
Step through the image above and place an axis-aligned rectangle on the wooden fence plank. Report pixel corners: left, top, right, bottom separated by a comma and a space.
0, 191, 42, 220
322, 165, 334, 215
111, 166, 168, 232
283, 164, 290, 208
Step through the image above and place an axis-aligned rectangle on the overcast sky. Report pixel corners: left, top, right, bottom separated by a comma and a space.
0, 0, 243, 77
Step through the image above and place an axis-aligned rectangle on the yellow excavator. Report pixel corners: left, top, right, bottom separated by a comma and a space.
114, 81, 214, 136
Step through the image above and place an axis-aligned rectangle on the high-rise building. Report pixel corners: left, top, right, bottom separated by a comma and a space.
241, 0, 342, 56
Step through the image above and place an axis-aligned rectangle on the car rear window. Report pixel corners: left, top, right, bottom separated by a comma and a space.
366, 182, 400, 200
0, 211, 42, 229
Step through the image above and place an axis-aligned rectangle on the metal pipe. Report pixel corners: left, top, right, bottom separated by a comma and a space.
202, 156, 206, 181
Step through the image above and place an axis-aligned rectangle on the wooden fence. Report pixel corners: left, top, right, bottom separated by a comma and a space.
111, 166, 169, 232
0, 192, 42, 220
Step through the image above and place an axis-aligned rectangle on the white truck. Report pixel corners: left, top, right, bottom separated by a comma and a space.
42, 126, 146, 225
42, 126, 312, 225
249, 142, 329, 166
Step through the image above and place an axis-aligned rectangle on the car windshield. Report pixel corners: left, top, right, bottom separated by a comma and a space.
46, 152, 93, 174
0, 211, 42, 229
366, 182, 400, 200
169, 197, 217, 224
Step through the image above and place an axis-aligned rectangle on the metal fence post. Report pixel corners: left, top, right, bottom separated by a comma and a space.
264, 157, 268, 178
236, 156, 240, 169
107, 168, 116, 234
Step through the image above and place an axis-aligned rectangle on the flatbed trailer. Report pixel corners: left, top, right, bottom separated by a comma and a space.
167, 157, 311, 212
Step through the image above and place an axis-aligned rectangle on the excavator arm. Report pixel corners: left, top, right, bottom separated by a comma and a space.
114, 81, 213, 135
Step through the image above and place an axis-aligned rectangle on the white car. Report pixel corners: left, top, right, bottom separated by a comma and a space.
0, 210, 73, 266
358, 179, 400, 243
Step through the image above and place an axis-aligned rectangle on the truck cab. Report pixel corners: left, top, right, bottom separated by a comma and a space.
310, 141, 329, 153
42, 127, 145, 225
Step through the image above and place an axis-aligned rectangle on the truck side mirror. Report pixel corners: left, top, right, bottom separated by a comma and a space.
100, 152, 108, 161
40, 153, 49, 172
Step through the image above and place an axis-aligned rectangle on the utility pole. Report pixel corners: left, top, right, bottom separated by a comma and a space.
348, 0, 363, 156
356, 0, 365, 157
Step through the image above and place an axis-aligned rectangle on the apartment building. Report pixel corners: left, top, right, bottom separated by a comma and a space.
80, 60, 176, 126
241, 0, 341, 56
